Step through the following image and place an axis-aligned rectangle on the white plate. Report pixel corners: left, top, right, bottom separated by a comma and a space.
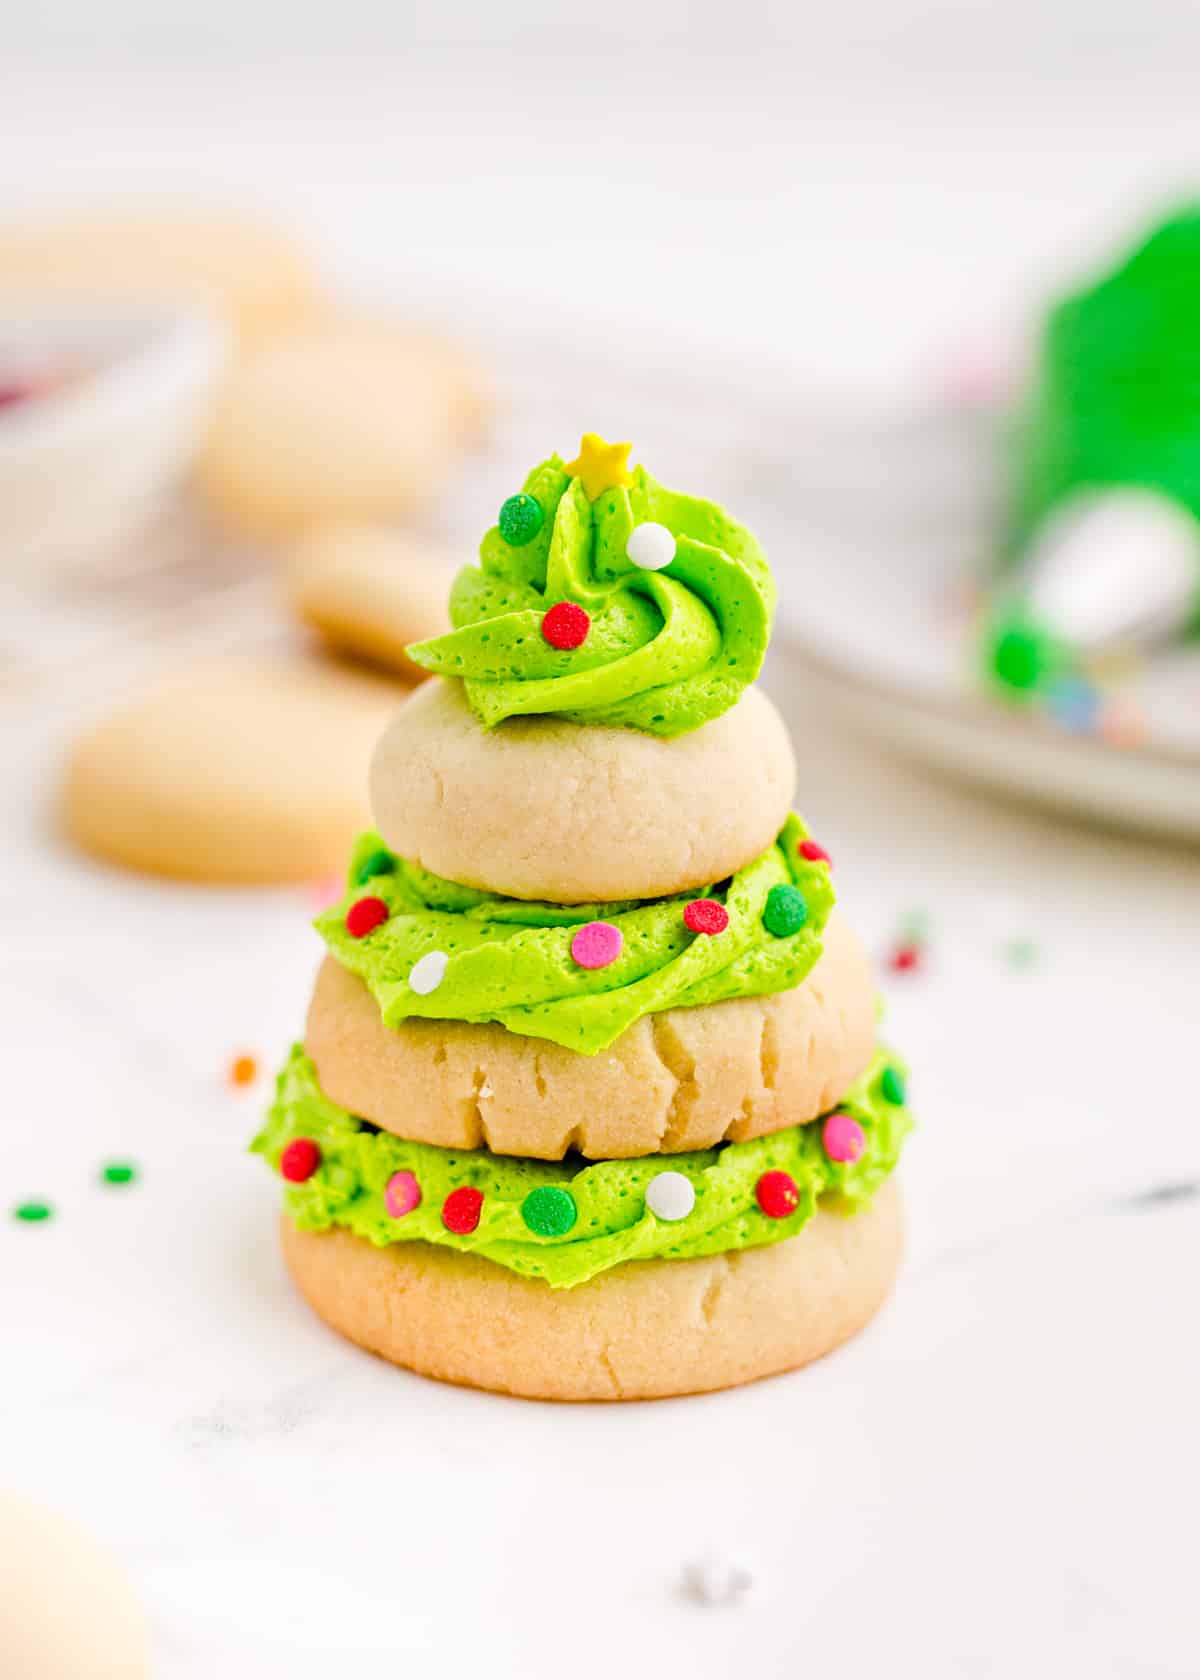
768, 400, 1200, 841
0, 301, 228, 578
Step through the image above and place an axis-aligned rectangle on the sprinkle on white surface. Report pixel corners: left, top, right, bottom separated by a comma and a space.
681, 1551, 756, 1607
409, 950, 449, 995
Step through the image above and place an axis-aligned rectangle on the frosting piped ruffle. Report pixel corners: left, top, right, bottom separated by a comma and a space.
253, 1045, 912, 1288
406, 455, 775, 736
317, 818, 834, 1056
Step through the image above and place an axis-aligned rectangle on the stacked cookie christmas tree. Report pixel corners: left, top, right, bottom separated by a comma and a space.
253, 434, 912, 1400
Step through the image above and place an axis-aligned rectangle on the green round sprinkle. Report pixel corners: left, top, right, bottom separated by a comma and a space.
14, 1201, 52, 1223
990, 620, 1053, 694
900, 906, 932, 941
355, 848, 397, 887
762, 883, 808, 938
101, 1162, 137, 1186
498, 493, 544, 547
1004, 937, 1039, 970
520, 1185, 577, 1238
881, 1066, 906, 1105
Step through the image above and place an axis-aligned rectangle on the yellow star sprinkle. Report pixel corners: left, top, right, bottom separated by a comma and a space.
564, 433, 634, 501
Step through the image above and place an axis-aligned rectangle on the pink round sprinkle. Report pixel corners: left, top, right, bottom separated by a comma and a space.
384, 1169, 422, 1219
570, 921, 623, 970
822, 1112, 866, 1164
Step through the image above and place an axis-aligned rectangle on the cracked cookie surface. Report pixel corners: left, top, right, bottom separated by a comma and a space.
304, 912, 876, 1159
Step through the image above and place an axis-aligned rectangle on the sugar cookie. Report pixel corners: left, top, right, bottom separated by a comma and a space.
0, 211, 324, 344
284, 525, 455, 681
305, 910, 876, 1158
280, 1178, 902, 1401
0, 1494, 149, 1679
196, 321, 479, 539
369, 677, 795, 904
61, 654, 409, 883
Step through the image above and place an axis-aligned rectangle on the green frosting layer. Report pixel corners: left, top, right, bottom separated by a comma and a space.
253, 1046, 912, 1289
317, 818, 835, 1056
406, 456, 775, 736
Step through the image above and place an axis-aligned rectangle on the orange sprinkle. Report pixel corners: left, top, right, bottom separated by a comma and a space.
1099, 701, 1147, 750
230, 1053, 258, 1088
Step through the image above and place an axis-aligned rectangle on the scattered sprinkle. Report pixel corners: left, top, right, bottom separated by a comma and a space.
229, 1053, 259, 1088
681, 1552, 755, 1608
384, 1170, 422, 1219
1003, 936, 1039, 970
822, 1112, 866, 1164
442, 1186, 484, 1234
755, 1170, 800, 1219
645, 1171, 695, 1222
13, 1201, 52, 1223
1046, 675, 1100, 734
899, 907, 932, 942
571, 921, 623, 970
521, 1185, 578, 1237
798, 838, 831, 866
541, 600, 591, 650
1099, 699, 1148, 749
409, 949, 450, 995
626, 521, 676, 571
498, 492, 544, 547
683, 898, 729, 936
762, 883, 808, 937
280, 1138, 321, 1183
101, 1162, 137, 1186
346, 896, 389, 939
888, 942, 922, 974
881, 1066, 907, 1106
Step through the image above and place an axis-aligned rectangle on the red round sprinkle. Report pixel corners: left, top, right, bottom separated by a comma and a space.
683, 898, 729, 936
541, 601, 591, 650
442, 1185, 484, 1234
755, 1169, 800, 1219
0, 380, 40, 410
798, 839, 831, 865
889, 942, 921, 973
346, 896, 389, 939
280, 1138, 321, 1183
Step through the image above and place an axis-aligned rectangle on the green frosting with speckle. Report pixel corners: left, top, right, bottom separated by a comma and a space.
253, 1045, 912, 1289
317, 818, 834, 1056
406, 456, 775, 736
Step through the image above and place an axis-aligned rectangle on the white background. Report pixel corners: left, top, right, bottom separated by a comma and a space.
2, 9, 1200, 1677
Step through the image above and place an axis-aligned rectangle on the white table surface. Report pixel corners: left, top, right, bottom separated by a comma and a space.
2, 44, 1200, 1676
2, 635, 1198, 1677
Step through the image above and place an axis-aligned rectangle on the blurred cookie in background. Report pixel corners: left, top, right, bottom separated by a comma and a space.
61, 654, 409, 884
0, 1493, 149, 1680
284, 524, 455, 682
196, 319, 487, 540
0, 209, 326, 346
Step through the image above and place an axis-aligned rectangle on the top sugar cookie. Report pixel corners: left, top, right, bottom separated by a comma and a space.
407, 434, 776, 737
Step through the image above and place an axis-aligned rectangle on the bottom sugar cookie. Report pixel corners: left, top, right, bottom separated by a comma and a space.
280, 1178, 902, 1401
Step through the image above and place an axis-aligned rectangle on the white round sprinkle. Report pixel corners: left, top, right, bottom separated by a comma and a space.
681, 1552, 755, 1608
626, 521, 676, 571
645, 1170, 695, 1222
409, 950, 449, 995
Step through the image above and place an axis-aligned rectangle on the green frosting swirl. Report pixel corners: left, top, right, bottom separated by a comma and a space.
406, 455, 775, 736
253, 1046, 912, 1289
317, 818, 834, 1056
